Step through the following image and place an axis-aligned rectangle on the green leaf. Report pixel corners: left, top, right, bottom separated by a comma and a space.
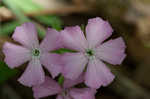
3, 0, 46, 38
5, 0, 43, 13
0, 61, 18, 84
34, 15, 63, 30
51, 48, 77, 54
0, 21, 20, 36
58, 75, 64, 85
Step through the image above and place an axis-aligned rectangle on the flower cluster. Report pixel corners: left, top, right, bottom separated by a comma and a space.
2, 17, 126, 99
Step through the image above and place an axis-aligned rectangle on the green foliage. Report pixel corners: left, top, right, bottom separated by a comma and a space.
34, 15, 63, 31
58, 75, 64, 85
0, 61, 18, 84
4, 0, 43, 13
3, 0, 46, 38
2, 0, 63, 38
0, 3, 3, 7
0, 21, 20, 36
3, 0, 30, 23
81, 24, 85, 32
51, 48, 77, 54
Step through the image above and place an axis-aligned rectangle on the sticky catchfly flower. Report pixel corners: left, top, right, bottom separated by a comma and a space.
61, 17, 126, 89
33, 75, 96, 99
3, 22, 63, 87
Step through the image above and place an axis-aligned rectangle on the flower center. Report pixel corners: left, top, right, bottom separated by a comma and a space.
85, 49, 96, 60
32, 49, 40, 57
86, 49, 94, 56
62, 89, 69, 98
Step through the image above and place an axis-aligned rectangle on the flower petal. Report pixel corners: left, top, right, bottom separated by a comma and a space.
95, 37, 126, 65
56, 94, 71, 99
61, 26, 88, 52
70, 88, 96, 99
63, 74, 84, 88
62, 53, 88, 80
33, 76, 62, 99
56, 95, 63, 99
86, 17, 113, 48
40, 53, 62, 78
85, 59, 115, 89
40, 28, 63, 52
18, 59, 45, 87
12, 22, 39, 49
3, 42, 31, 68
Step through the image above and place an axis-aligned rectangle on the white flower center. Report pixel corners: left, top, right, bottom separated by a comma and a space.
32, 48, 41, 58
85, 49, 96, 60
86, 49, 94, 56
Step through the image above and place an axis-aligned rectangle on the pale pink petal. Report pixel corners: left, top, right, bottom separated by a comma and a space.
61, 26, 88, 52
40, 28, 63, 52
85, 59, 115, 89
70, 88, 96, 99
12, 22, 39, 49
40, 53, 62, 78
56, 95, 63, 99
63, 74, 84, 88
18, 59, 45, 87
3, 42, 31, 68
86, 17, 113, 48
65, 95, 72, 99
62, 53, 88, 80
95, 37, 126, 65
33, 76, 62, 99
56, 94, 71, 99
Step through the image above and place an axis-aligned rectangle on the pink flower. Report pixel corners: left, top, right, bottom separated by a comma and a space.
61, 17, 126, 89
32, 75, 96, 99
3, 23, 63, 87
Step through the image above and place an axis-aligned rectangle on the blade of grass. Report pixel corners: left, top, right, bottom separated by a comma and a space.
34, 15, 63, 30
3, 0, 46, 38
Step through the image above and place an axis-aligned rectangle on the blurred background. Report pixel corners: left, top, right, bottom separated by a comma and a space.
0, 0, 150, 99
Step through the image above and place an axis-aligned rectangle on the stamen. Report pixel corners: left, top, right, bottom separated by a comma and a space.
32, 49, 40, 57
86, 49, 94, 56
